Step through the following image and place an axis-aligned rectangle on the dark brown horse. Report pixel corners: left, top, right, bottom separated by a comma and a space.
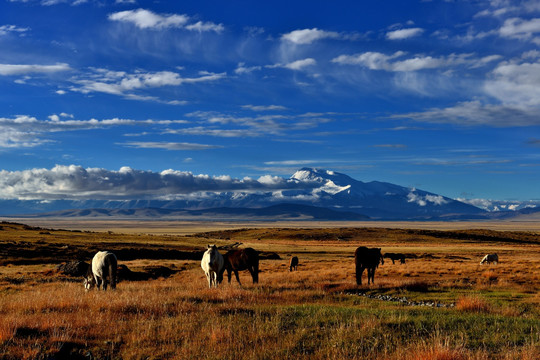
289, 256, 299, 271
221, 247, 259, 285
355, 247, 384, 285
384, 252, 406, 264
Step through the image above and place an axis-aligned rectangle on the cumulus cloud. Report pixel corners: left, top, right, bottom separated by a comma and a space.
484, 59, 540, 106
108, 8, 223, 33
0, 63, 71, 75
281, 28, 341, 44
0, 165, 316, 200
386, 28, 424, 40
407, 190, 448, 207
499, 17, 540, 43
108, 9, 189, 29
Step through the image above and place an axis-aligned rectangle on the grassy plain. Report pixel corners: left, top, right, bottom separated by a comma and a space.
0, 220, 539, 359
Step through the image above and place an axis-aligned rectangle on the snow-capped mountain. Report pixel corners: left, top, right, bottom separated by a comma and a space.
283, 168, 485, 219
0, 168, 490, 220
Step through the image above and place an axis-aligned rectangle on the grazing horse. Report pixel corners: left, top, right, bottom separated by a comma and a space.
84, 251, 117, 290
222, 247, 259, 285
201, 245, 224, 288
480, 253, 498, 265
355, 247, 384, 285
384, 253, 406, 264
289, 256, 299, 272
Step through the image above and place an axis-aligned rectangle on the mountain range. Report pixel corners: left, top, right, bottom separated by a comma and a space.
1, 168, 537, 221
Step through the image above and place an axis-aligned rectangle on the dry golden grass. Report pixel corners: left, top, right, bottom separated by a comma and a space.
0, 221, 539, 359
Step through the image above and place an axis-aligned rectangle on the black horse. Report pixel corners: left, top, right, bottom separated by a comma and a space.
384, 252, 406, 264
221, 247, 259, 285
355, 247, 384, 285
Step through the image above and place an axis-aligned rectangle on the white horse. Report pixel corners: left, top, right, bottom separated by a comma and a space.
201, 245, 224, 288
480, 253, 498, 265
84, 251, 118, 290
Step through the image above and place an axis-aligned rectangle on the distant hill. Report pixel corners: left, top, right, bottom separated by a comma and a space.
15, 203, 370, 221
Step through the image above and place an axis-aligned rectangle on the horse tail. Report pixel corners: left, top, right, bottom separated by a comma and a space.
109, 254, 118, 290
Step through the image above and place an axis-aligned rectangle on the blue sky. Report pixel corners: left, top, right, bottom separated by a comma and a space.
1, 0, 539, 203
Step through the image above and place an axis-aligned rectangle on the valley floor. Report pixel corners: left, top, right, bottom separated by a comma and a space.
0, 221, 539, 359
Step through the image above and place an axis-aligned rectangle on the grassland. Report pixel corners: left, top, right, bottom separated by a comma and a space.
0, 221, 539, 359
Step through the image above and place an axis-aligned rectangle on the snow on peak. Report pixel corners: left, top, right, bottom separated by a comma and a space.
291, 168, 353, 195
318, 180, 351, 195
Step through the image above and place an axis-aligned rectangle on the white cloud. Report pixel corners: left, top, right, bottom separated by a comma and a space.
242, 105, 287, 111
108, 9, 189, 29
108, 8, 223, 33
71, 68, 226, 100
185, 21, 224, 33
0, 165, 314, 200
386, 28, 424, 40
485, 60, 540, 106
0, 24, 30, 36
332, 51, 498, 72
234, 63, 262, 74
122, 141, 223, 151
168, 127, 261, 138
0, 115, 188, 148
283, 58, 317, 70
499, 17, 540, 43
0, 63, 71, 75
393, 100, 540, 127
265, 58, 317, 71
281, 28, 340, 44
407, 190, 448, 206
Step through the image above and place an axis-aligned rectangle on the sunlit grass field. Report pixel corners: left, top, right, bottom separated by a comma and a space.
0, 221, 539, 359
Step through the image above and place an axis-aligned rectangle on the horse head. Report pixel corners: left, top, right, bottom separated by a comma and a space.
83, 276, 95, 290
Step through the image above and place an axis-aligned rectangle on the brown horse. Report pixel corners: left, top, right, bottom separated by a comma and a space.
355, 247, 384, 285
289, 256, 299, 271
384, 252, 406, 264
221, 247, 259, 285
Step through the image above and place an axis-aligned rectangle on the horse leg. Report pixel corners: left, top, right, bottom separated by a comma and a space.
233, 270, 242, 286
227, 269, 232, 284
251, 264, 259, 283
356, 266, 364, 285
94, 275, 101, 290
103, 277, 108, 291
368, 268, 376, 284
206, 272, 212, 288
248, 266, 258, 284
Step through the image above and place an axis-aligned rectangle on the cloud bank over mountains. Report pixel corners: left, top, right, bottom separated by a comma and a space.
0, 165, 316, 200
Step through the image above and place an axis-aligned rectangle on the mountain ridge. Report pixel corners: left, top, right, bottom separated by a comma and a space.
0, 167, 526, 220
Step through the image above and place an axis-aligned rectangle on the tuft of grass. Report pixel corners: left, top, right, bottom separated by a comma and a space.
455, 295, 492, 313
